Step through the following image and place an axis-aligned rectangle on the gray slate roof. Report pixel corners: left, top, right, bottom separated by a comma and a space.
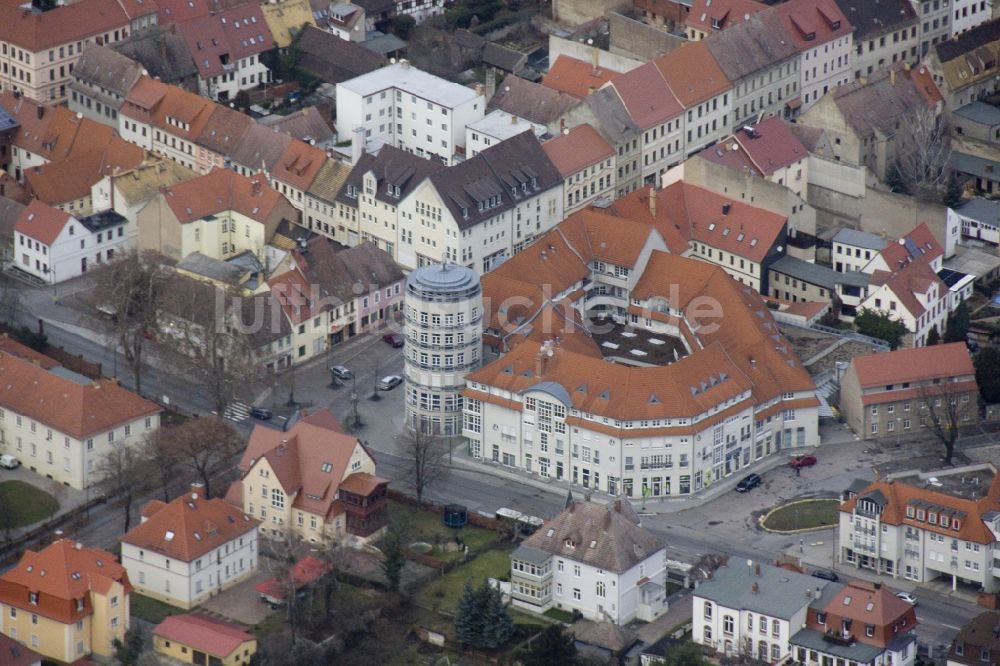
519, 499, 664, 573
955, 197, 1000, 225
259, 106, 335, 145
704, 11, 798, 82
832, 227, 889, 251
483, 42, 527, 74
297, 25, 387, 85
176, 252, 246, 284
511, 544, 551, 565
198, 105, 254, 157
953, 101, 1000, 127
770, 255, 869, 289
936, 18, 1000, 63
0, 196, 26, 243
829, 70, 929, 137
336, 144, 445, 208
230, 124, 294, 174
833, 0, 917, 40
488, 75, 580, 126
585, 86, 641, 146
299, 239, 404, 305
696, 562, 829, 619
71, 44, 144, 102
361, 31, 407, 57
113, 24, 199, 90
790, 628, 886, 663
952, 149, 1000, 180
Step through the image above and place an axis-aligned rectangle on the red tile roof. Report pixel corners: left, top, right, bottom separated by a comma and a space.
254, 555, 331, 599
541, 55, 618, 100
867, 259, 945, 320
654, 41, 731, 108
609, 62, 683, 129
13, 199, 72, 245
338, 472, 388, 496
878, 223, 942, 269
153, 614, 254, 657
178, 4, 274, 80
0, 350, 161, 439
0, 0, 129, 51
850, 342, 974, 389
0, 335, 60, 368
0, 633, 42, 666
700, 117, 808, 176
271, 141, 327, 191
686, 0, 767, 34
818, 581, 916, 646
161, 168, 284, 223
25, 140, 145, 206
0, 539, 130, 625
773, 0, 853, 51
542, 124, 614, 177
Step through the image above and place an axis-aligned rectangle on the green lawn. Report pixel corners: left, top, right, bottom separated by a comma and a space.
415, 549, 512, 614
389, 500, 497, 561
543, 607, 576, 622
762, 499, 840, 532
0, 481, 59, 527
130, 594, 184, 624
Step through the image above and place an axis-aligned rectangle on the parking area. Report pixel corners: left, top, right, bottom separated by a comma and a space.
197, 568, 277, 626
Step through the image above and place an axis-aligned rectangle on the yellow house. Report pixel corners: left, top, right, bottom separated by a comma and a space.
153, 613, 256, 665
0, 539, 131, 663
260, 0, 317, 50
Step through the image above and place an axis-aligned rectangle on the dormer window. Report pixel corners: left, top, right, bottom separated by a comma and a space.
321, 462, 332, 473
917, 510, 925, 520
565, 539, 575, 549
461, 206, 468, 219
805, 32, 816, 40
28, 592, 38, 605
711, 18, 721, 29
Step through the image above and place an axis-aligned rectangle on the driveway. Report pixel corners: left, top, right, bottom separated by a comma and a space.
197, 569, 277, 626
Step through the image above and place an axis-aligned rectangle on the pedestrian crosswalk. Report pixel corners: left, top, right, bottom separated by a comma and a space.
223, 401, 252, 423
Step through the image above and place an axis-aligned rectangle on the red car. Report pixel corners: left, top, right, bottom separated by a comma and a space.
382, 333, 404, 348
790, 454, 817, 470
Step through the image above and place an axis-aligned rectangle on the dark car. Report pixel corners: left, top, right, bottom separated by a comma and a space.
790, 454, 818, 469
811, 569, 840, 582
735, 473, 762, 492
250, 407, 273, 420
382, 333, 404, 348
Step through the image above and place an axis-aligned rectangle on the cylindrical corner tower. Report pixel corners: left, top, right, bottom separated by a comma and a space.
404, 264, 482, 436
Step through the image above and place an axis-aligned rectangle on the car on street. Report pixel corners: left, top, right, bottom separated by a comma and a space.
331, 365, 353, 380
382, 333, 404, 348
0, 454, 20, 469
895, 591, 917, 605
250, 407, 273, 420
811, 569, 840, 582
735, 473, 762, 492
790, 454, 818, 469
376, 374, 403, 391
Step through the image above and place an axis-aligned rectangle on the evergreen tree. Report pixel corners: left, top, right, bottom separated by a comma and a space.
926, 326, 941, 346
478, 581, 515, 648
945, 301, 970, 343
380, 526, 406, 593
455, 580, 482, 645
975, 347, 1000, 404
519, 624, 578, 666
854, 308, 909, 349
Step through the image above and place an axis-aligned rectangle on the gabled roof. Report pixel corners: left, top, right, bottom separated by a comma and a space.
833, 228, 889, 251
935, 17, 1000, 63
654, 39, 731, 108
488, 75, 581, 125
306, 156, 353, 205
0, 197, 27, 244
824, 67, 936, 138
950, 611, 1000, 665
161, 168, 284, 224
542, 55, 617, 100
156, 0, 246, 24
271, 141, 327, 191
772, 0, 854, 51
71, 44, 145, 100
154, 614, 254, 658
704, 10, 799, 82
849, 342, 974, 388
483, 42, 527, 73
178, 4, 275, 80
0, 0, 129, 51
13, 199, 73, 245
866, 259, 945, 319
819, 580, 916, 638
297, 238, 405, 305
517, 499, 664, 573
687, 0, 766, 34
122, 486, 258, 561
542, 124, 614, 177
197, 104, 254, 156
259, 106, 335, 145
296, 25, 387, 85
832, 0, 916, 40
260, 0, 316, 49
113, 23, 200, 88
336, 144, 444, 207
877, 223, 943, 269
0, 633, 41, 666
609, 62, 683, 129
110, 159, 198, 208
583, 86, 641, 146
230, 123, 294, 174
0, 93, 121, 165
25, 140, 145, 206
699, 117, 807, 176
695, 561, 826, 619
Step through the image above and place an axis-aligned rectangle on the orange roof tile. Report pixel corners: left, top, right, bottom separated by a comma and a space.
0, 350, 161, 439
850, 342, 974, 389
773, 0, 853, 52
272, 142, 326, 191
25, 140, 145, 205
686, 0, 767, 34
0, 335, 59, 368
820, 581, 916, 644
154, 614, 253, 658
542, 55, 618, 100
121, 485, 258, 562
654, 41, 731, 108
542, 124, 614, 177
0, 0, 129, 51
161, 168, 284, 224
339, 472, 388, 496
13, 199, 72, 245
609, 62, 683, 129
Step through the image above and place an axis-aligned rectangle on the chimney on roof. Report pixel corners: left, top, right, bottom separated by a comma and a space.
75, 542, 82, 550
55, 529, 64, 539
890, 69, 896, 86
190, 481, 204, 499
510, 113, 518, 125
649, 187, 657, 218
252, 179, 262, 195
591, 47, 599, 73
752, 582, 759, 594
560, 118, 566, 133
750, 357, 756, 368
351, 126, 365, 166
722, 202, 731, 215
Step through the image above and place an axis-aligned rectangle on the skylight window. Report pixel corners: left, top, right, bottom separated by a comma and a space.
321, 462, 333, 473
708, 223, 716, 231
165, 530, 175, 542
843, 596, 852, 605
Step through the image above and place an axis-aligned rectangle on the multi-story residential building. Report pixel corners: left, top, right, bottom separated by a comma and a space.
0, 539, 131, 663
228, 409, 389, 543
0, 0, 155, 104
90, 158, 197, 232
952, 198, 1000, 245
836, 0, 919, 79
656, 41, 733, 157
704, 11, 801, 128
0, 349, 161, 489
685, 0, 767, 40
799, 67, 941, 181
267, 136, 327, 212
916, 0, 954, 56
832, 228, 888, 274
465, 110, 546, 158
68, 44, 144, 125
192, 104, 253, 175
14, 201, 131, 283
773, 0, 854, 110
136, 169, 296, 262
335, 61, 485, 165
510, 499, 667, 624
119, 77, 215, 172
839, 342, 977, 440
583, 86, 643, 197
948, 612, 1000, 666
465, 210, 817, 500
694, 561, 828, 663
541, 54, 621, 101
543, 124, 616, 215
951, 0, 994, 35
927, 19, 1000, 108
839, 463, 1000, 592
789, 580, 918, 666
121, 483, 260, 609
302, 157, 351, 243
397, 130, 563, 272
698, 118, 809, 198
326, 2, 366, 42
606, 62, 686, 186
768, 255, 866, 307
153, 614, 257, 666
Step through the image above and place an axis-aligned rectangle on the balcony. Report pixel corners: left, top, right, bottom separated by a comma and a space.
822, 631, 855, 647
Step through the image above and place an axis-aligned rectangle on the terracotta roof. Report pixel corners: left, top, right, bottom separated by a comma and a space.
609, 62, 683, 129
820, 581, 915, 638
178, 4, 274, 80
542, 55, 617, 100
153, 614, 254, 658
518, 499, 664, 573
0, 0, 129, 51
773, 0, 854, 52
0, 93, 120, 165
271, 141, 327, 191
877, 223, 942, 269
254, 555, 331, 599
654, 41, 731, 108
0, 335, 59, 368
488, 75, 581, 126
687, 0, 766, 34
25, 140, 145, 205
850, 342, 974, 389
950, 611, 1000, 665
156, 0, 247, 24
121, 485, 258, 562
0, 539, 130, 625
13, 199, 72, 245
339, 472, 388, 496
0, 633, 42, 666
840, 471, 1000, 544
905, 65, 943, 105
197, 104, 253, 156
699, 117, 807, 176
0, 349, 161, 439
161, 168, 284, 224
542, 124, 613, 177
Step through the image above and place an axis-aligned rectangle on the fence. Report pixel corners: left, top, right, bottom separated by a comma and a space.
807, 322, 891, 351
0, 496, 108, 568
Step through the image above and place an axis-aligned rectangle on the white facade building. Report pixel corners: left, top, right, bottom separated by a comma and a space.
951, 0, 994, 36
335, 62, 486, 165
465, 110, 546, 158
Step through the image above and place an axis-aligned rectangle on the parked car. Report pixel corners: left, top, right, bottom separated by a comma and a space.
735, 473, 762, 492
811, 569, 839, 582
895, 591, 917, 605
790, 454, 818, 469
251, 407, 273, 420
0, 454, 20, 469
376, 374, 403, 391
382, 333, 404, 348
330, 365, 353, 380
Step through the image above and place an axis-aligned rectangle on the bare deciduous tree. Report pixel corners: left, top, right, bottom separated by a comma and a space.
400, 427, 449, 505
0, 273, 23, 326
96, 441, 146, 533
893, 105, 952, 203
158, 417, 244, 499
142, 428, 180, 502
917, 380, 976, 466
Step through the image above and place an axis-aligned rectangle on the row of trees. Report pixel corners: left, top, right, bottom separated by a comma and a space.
855, 301, 970, 350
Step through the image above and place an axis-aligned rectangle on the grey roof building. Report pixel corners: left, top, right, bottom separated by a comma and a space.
113, 24, 199, 92
832, 228, 890, 252
231, 124, 295, 176
696, 562, 829, 619
297, 25, 388, 85
336, 144, 445, 208
488, 75, 581, 127
69, 44, 144, 119
770, 255, 869, 290
704, 11, 798, 84
298, 239, 405, 305
955, 198, 1000, 227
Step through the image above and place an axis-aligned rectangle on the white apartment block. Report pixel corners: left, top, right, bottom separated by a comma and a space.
466, 110, 546, 158
917, 0, 954, 55
951, 0, 994, 35
336, 61, 485, 166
